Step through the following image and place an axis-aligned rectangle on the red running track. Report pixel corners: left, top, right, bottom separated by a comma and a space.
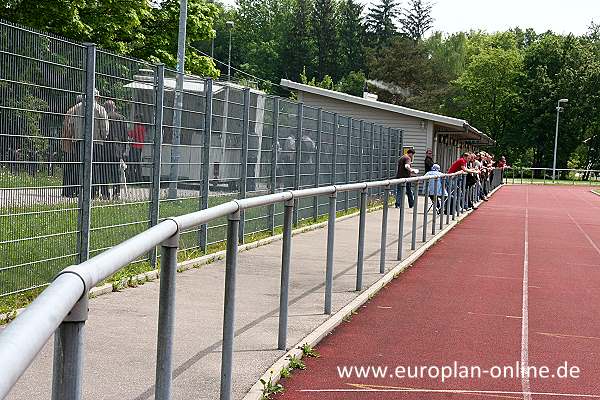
276, 185, 600, 400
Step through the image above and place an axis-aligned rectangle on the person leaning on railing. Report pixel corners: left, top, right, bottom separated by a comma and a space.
424, 164, 448, 213
447, 152, 480, 210
395, 148, 418, 209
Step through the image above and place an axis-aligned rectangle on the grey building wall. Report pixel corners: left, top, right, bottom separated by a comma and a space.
298, 91, 431, 174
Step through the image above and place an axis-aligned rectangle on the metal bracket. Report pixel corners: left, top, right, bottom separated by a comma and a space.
64, 295, 89, 322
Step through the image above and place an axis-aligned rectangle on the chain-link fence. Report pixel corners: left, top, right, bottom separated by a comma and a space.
0, 19, 403, 297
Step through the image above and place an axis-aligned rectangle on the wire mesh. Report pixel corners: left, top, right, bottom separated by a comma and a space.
0, 20, 406, 297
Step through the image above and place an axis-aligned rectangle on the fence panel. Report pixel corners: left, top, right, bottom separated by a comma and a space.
0, 20, 414, 298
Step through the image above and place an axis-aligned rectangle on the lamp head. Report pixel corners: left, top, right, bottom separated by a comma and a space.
558, 98, 569, 104
226, 21, 235, 29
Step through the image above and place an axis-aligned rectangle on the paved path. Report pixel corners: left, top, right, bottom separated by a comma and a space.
275, 185, 600, 400
4, 191, 468, 400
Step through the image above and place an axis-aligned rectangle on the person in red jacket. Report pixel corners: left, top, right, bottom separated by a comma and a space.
127, 115, 146, 183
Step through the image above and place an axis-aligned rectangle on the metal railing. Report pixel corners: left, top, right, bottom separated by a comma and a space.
0, 19, 403, 297
504, 167, 600, 186
0, 170, 502, 400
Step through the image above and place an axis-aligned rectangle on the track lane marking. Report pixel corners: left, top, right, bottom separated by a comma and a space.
537, 332, 600, 341
522, 187, 531, 400
467, 311, 522, 319
297, 384, 600, 398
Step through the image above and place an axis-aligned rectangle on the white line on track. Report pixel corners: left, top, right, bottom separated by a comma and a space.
565, 212, 600, 257
522, 186, 531, 400
298, 387, 600, 398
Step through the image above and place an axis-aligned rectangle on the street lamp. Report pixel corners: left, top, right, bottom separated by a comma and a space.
552, 98, 569, 181
226, 20, 234, 81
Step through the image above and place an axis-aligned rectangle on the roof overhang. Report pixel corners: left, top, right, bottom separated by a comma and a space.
281, 79, 495, 146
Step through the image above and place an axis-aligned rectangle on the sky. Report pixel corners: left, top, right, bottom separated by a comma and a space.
219, 0, 600, 36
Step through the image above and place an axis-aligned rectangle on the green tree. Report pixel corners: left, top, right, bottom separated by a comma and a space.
337, 0, 365, 77
365, 0, 400, 47
400, 0, 434, 41
281, 0, 315, 81
312, 0, 339, 79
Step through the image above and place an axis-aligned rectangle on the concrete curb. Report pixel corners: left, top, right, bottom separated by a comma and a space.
0, 204, 385, 325
242, 185, 503, 400
591, 189, 600, 197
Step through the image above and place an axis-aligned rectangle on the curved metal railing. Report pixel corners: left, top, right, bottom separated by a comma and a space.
0, 170, 501, 400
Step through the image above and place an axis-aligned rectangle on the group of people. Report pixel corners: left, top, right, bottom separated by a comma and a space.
395, 147, 509, 212
61, 90, 147, 200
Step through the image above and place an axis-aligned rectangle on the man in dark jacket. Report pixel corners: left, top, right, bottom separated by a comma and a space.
103, 100, 127, 199
424, 149, 434, 173
395, 148, 417, 208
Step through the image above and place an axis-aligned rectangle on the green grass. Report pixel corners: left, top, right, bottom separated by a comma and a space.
0, 168, 62, 188
0, 190, 390, 317
505, 177, 600, 186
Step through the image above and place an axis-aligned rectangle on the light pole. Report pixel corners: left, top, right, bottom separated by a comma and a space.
552, 98, 568, 181
226, 21, 234, 81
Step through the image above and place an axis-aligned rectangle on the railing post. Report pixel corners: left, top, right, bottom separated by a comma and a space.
453, 176, 459, 219
269, 98, 280, 235
432, 177, 438, 236
447, 176, 453, 223
76, 42, 96, 264
51, 292, 88, 400
440, 177, 445, 230
278, 199, 294, 350
356, 188, 367, 291
422, 178, 429, 242
411, 180, 419, 250
379, 185, 390, 274
220, 210, 240, 400
199, 79, 213, 252
313, 108, 322, 221
397, 182, 406, 260
324, 193, 336, 314
463, 174, 468, 211
154, 231, 179, 400
238, 89, 250, 244
149, 64, 165, 267
293, 103, 303, 225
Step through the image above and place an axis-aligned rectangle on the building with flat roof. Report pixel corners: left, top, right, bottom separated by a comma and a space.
280, 79, 493, 172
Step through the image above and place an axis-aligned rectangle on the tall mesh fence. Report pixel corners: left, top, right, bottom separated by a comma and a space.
0, 20, 403, 297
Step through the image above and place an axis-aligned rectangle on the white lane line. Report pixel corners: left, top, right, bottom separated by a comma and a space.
522, 186, 532, 400
467, 311, 522, 319
565, 212, 600, 257
299, 387, 600, 398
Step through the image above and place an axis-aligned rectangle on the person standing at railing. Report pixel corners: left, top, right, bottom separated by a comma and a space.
395, 148, 418, 208
424, 149, 434, 173
103, 100, 128, 200
424, 163, 447, 213
448, 152, 479, 210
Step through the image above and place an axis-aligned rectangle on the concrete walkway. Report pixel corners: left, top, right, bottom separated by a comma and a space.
4, 195, 467, 400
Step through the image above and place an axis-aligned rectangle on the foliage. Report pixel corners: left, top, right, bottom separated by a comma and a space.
400, 0, 434, 41
366, 0, 400, 47
299, 343, 320, 358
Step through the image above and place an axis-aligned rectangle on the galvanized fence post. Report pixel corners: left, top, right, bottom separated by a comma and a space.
378, 126, 383, 196
379, 185, 390, 273
76, 42, 96, 264
446, 177, 452, 223
397, 183, 406, 260
345, 118, 352, 211
278, 199, 294, 350
411, 180, 419, 250
51, 295, 88, 400
422, 178, 429, 242
324, 193, 337, 314
220, 210, 240, 400
358, 120, 364, 185
312, 108, 322, 221
293, 103, 303, 225
369, 124, 375, 194
269, 98, 280, 235
432, 177, 438, 236
387, 127, 392, 178
356, 188, 367, 291
332, 114, 338, 186
238, 88, 250, 244
199, 78, 213, 252
149, 64, 165, 267
439, 177, 445, 230
154, 231, 179, 400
